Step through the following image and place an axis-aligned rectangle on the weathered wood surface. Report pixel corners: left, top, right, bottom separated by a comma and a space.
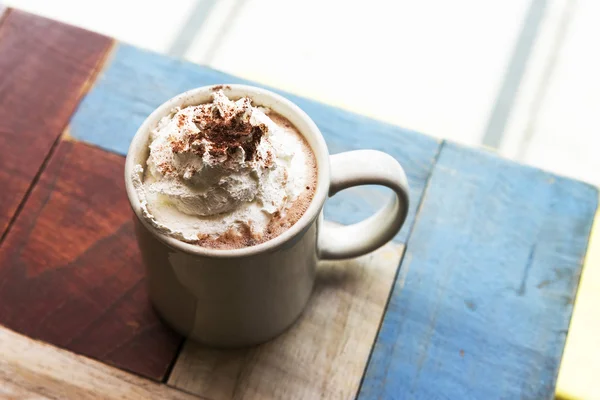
0, 140, 182, 380
68, 43, 441, 244
0, 325, 198, 399
0, 9, 112, 238
0, 8, 596, 399
359, 142, 598, 400
168, 242, 403, 399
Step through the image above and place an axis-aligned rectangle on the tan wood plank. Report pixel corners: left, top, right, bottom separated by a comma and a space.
556, 211, 600, 400
168, 241, 404, 399
0, 325, 200, 400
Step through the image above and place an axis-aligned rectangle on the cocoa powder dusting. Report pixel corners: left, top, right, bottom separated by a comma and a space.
210, 85, 231, 92
184, 100, 266, 162
171, 139, 185, 153
177, 113, 186, 128
157, 163, 175, 174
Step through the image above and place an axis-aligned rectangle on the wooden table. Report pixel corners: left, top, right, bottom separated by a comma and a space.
0, 8, 597, 400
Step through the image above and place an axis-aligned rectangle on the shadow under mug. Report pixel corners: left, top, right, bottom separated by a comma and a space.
124, 84, 410, 347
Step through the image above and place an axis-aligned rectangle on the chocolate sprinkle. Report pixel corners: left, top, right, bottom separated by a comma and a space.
185, 98, 267, 162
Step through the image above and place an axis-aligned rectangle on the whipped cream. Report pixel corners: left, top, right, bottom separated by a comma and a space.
132, 90, 313, 246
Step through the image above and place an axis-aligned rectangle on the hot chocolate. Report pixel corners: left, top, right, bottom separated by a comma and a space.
131, 90, 317, 249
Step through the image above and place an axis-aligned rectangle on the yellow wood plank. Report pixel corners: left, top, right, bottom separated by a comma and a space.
168, 242, 404, 399
556, 209, 600, 400
0, 325, 199, 399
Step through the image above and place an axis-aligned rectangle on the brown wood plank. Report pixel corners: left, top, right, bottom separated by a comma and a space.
0, 325, 198, 399
0, 140, 183, 381
0, 9, 112, 238
168, 240, 403, 399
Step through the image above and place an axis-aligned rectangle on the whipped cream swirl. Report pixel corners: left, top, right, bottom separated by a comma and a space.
132, 90, 311, 244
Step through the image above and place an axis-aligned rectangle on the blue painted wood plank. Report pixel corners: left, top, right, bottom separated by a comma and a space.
359, 142, 598, 400
68, 44, 440, 243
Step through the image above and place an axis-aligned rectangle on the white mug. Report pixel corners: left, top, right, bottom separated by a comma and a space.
124, 85, 410, 347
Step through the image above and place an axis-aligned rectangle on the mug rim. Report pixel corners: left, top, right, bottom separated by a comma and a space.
124, 84, 330, 258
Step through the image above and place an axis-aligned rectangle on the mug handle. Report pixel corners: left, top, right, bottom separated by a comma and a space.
318, 150, 410, 260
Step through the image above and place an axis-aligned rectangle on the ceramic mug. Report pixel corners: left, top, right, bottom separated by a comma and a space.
124, 85, 410, 347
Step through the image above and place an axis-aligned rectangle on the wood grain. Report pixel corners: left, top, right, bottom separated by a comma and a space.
168, 241, 404, 399
0, 140, 182, 381
359, 142, 598, 399
0, 325, 198, 399
0, 9, 112, 238
67, 43, 441, 244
